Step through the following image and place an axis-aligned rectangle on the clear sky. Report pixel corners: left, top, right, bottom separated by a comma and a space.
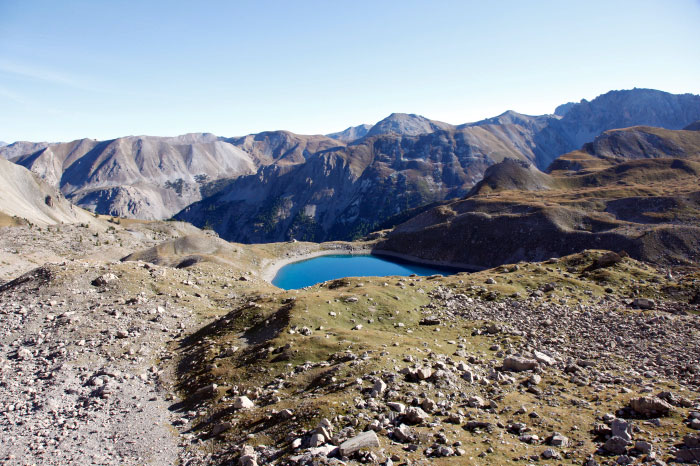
1, 0, 699, 143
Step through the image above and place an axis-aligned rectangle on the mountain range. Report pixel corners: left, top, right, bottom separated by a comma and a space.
175, 89, 700, 242
376, 124, 700, 267
2, 88, 700, 242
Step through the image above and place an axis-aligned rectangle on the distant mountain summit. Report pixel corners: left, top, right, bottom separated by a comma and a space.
1, 141, 51, 160
554, 102, 576, 116
364, 113, 453, 138
327, 124, 372, 143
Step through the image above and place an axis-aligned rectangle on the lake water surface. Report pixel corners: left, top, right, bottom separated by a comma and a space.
272, 254, 463, 290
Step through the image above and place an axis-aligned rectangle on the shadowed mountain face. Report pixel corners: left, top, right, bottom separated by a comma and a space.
3, 88, 700, 234
375, 126, 700, 268
174, 126, 536, 242
684, 120, 700, 131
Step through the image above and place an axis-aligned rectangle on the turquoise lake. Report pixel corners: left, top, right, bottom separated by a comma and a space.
271, 254, 463, 290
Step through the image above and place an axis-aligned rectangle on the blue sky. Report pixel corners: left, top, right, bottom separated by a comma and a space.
1, 0, 699, 142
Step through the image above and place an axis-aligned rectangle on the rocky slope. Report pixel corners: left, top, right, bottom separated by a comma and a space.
0, 141, 51, 159
143, 245, 700, 466
0, 157, 98, 227
376, 126, 700, 268
1, 194, 699, 465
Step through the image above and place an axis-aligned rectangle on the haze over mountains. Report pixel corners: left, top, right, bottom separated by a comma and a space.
2, 88, 700, 242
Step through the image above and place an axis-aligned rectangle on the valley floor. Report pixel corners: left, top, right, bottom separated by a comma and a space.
0, 221, 699, 466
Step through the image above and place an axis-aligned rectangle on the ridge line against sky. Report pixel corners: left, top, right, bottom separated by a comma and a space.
1, 0, 699, 143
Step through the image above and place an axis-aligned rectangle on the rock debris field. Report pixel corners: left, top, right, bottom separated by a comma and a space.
0, 221, 699, 466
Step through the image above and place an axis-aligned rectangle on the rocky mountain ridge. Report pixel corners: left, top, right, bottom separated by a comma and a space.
1, 133, 339, 220
3, 88, 700, 240
176, 89, 700, 243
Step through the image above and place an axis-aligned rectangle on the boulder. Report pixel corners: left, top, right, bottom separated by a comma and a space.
370, 379, 386, 397
503, 356, 538, 372
533, 350, 555, 365
192, 383, 218, 401
635, 441, 652, 454
685, 434, 700, 448
92, 273, 118, 287
419, 316, 441, 325
632, 298, 656, 310
611, 419, 633, 442
404, 406, 430, 424
338, 431, 380, 456
603, 436, 629, 455
547, 432, 569, 447
309, 432, 325, 448
629, 397, 672, 417
211, 422, 232, 436
676, 448, 700, 463
594, 251, 622, 269
233, 396, 254, 409
416, 367, 432, 380
239, 446, 258, 466
387, 402, 405, 413
393, 424, 413, 443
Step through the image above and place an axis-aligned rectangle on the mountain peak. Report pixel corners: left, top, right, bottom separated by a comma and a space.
327, 124, 372, 143
365, 113, 452, 138
683, 120, 700, 131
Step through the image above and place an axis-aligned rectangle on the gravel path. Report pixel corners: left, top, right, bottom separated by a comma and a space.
0, 263, 195, 465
